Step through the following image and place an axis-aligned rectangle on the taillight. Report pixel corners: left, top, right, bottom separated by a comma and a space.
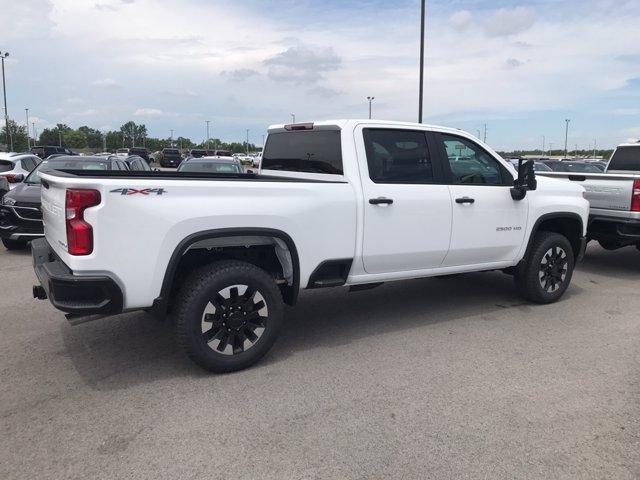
6, 174, 18, 183
632, 179, 640, 212
284, 122, 314, 131
66, 189, 101, 255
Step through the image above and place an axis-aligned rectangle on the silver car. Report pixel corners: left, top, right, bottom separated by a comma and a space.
0, 153, 42, 189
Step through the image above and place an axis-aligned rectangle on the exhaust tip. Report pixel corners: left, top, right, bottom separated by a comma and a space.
32, 285, 47, 300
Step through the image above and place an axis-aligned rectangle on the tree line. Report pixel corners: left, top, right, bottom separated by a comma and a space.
0, 119, 258, 153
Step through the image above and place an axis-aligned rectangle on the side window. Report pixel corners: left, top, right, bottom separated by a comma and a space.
21, 158, 34, 171
439, 134, 505, 185
363, 129, 433, 184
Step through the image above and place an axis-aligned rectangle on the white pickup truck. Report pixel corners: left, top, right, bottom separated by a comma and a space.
32, 120, 589, 372
537, 142, 640, 251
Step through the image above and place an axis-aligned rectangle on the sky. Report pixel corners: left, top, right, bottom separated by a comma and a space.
2, 0, 640, 152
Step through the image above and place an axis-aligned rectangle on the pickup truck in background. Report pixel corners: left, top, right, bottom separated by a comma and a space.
537, 142, 640, 251
32, 120, 589, 373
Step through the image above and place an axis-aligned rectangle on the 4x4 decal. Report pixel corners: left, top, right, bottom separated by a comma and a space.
110, 188, 167, 195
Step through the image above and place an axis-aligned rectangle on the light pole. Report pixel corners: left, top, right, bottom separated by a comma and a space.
246, 129, 249, 154
32, 122, 36, 145
291, 113, 295, 123
206, 120, 210, 149
170, 129, 174, 147
367, 96, 374, 119
1, 52, 11, 151
418, 0, 425, 123
542, 135, 545, 155
25, 108, 29, 149
564, 118, 570, 158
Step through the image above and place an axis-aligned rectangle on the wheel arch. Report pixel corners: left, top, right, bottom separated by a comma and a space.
524, 213, 585, 262
151, 228, 300, 317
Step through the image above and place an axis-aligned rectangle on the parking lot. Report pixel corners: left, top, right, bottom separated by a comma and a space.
1, 243, 638, 479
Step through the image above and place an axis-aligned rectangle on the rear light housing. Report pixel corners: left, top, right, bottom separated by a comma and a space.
6, 174, 19, 183
632, 179, 640, 212
66, 189, 101, 255
284, 122, 314, 131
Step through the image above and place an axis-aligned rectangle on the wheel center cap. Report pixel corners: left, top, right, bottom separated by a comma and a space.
227, 312, 245, 330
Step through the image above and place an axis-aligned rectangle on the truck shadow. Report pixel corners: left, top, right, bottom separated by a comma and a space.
60, 270, 582, 389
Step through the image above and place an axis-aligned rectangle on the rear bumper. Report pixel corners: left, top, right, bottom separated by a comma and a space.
31, 238, 123, 316
588, 215, 640, 245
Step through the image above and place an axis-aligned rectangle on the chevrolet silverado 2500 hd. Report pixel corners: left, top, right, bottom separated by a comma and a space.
536, 142, 640, 250
32, 120, 589, 372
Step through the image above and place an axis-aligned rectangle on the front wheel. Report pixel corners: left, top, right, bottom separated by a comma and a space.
174, 260, 284, 373
515, 232, 575, 304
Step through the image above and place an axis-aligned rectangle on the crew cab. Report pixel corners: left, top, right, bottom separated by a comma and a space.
32, 120, 588, 373
536, 142, 640, 251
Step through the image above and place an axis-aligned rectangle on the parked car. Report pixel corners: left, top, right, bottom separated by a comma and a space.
507, 159, 552, 172
116, 148, 130, 157
128, 147, 151, 164
549, 160, 604, 173
177, 156, 244, 174
0, 176, 9, 199
30, 146, 75, 159
0, 154, 42, 190
188, 149, 208, 159
0, 155, 128, 250
124, 155, 152, 171
159, 148, 183, 167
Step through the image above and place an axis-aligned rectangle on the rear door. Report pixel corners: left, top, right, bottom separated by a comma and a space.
358, 127, 452, 274
431, 132, 528, 267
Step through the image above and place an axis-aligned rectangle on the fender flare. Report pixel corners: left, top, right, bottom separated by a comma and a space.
151, 228, 300, 316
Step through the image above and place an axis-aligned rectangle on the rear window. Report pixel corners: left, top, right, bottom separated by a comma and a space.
163, 149, 180, 155
607, 146, 640, 171
0, 160, 14, 172
262, 130, 343, 174
180, 162, 243, 173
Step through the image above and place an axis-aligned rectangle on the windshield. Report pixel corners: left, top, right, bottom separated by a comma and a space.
26, 159, 109, 184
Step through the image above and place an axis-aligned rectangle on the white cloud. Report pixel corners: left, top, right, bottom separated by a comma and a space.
134, 108, 164, 117
484, 7, 535, 37
449, 10, 472, 31
92, 78, 118, 88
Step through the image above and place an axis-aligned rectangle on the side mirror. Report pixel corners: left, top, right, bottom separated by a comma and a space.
510, 159, 537, 200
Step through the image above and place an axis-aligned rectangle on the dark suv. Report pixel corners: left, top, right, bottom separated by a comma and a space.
160, 148, 183, 167
129, 147, 151, 164
30, 145, 75, 159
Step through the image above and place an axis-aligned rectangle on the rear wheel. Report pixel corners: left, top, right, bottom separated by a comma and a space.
174, 260, 284, 373
515, 232, 574, 304
2, 238, 28, 250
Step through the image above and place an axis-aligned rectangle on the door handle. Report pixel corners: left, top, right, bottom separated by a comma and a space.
455, 197, 475, 204
369, 197, 394, 205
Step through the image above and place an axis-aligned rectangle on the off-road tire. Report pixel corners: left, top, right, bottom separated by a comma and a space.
515, 232, 574, 304
2, 238, 28, 250
174, 260, 284, 373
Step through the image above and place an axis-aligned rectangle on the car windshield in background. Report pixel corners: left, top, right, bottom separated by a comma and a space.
178, 162, 243, 174
607, 146, 640, 171
26, 159, 109, 184
262, 130, 343, 174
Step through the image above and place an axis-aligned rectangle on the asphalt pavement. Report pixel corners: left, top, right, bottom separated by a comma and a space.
0, 243, 638, 479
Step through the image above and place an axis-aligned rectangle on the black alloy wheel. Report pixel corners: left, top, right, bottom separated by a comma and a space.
515, 232, 575, 304
175, 260, 284, 373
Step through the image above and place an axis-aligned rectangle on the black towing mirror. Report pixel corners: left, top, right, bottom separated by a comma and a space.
510, 159, 537, 200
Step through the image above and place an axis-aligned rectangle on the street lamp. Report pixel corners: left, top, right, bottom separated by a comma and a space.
367, 96, 374, 119
564, 119, 570, 158
246, 129, 249, 154
291, 113, 295, 123
25, 108, 29, 149
418, 0, 425, 123
206, 120, 210, 149
1, 52, 11, 151
170, 129, 174, 147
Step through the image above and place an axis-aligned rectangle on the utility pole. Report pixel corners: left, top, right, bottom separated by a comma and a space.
32, 122, 36, 145
564, 118, 570, 158
206, 120, 210, 149
246, 129, 249, 154
291, 113, 295, 123
483, 123, 487, 143
1, 52, 11, 151
25, 108, 29, 149
418, 0, 425, 123
367, 96, 374, 119
542, 135, 545, 155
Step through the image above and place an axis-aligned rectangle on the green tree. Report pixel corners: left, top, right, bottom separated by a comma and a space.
64, 129, 87, 149
78, 126, 104, 149
119, 121, 148, 148
0, 119, 29, 152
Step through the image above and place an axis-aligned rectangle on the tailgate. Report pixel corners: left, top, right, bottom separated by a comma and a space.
537, 171, 635, 211
40, 174, 72, 255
